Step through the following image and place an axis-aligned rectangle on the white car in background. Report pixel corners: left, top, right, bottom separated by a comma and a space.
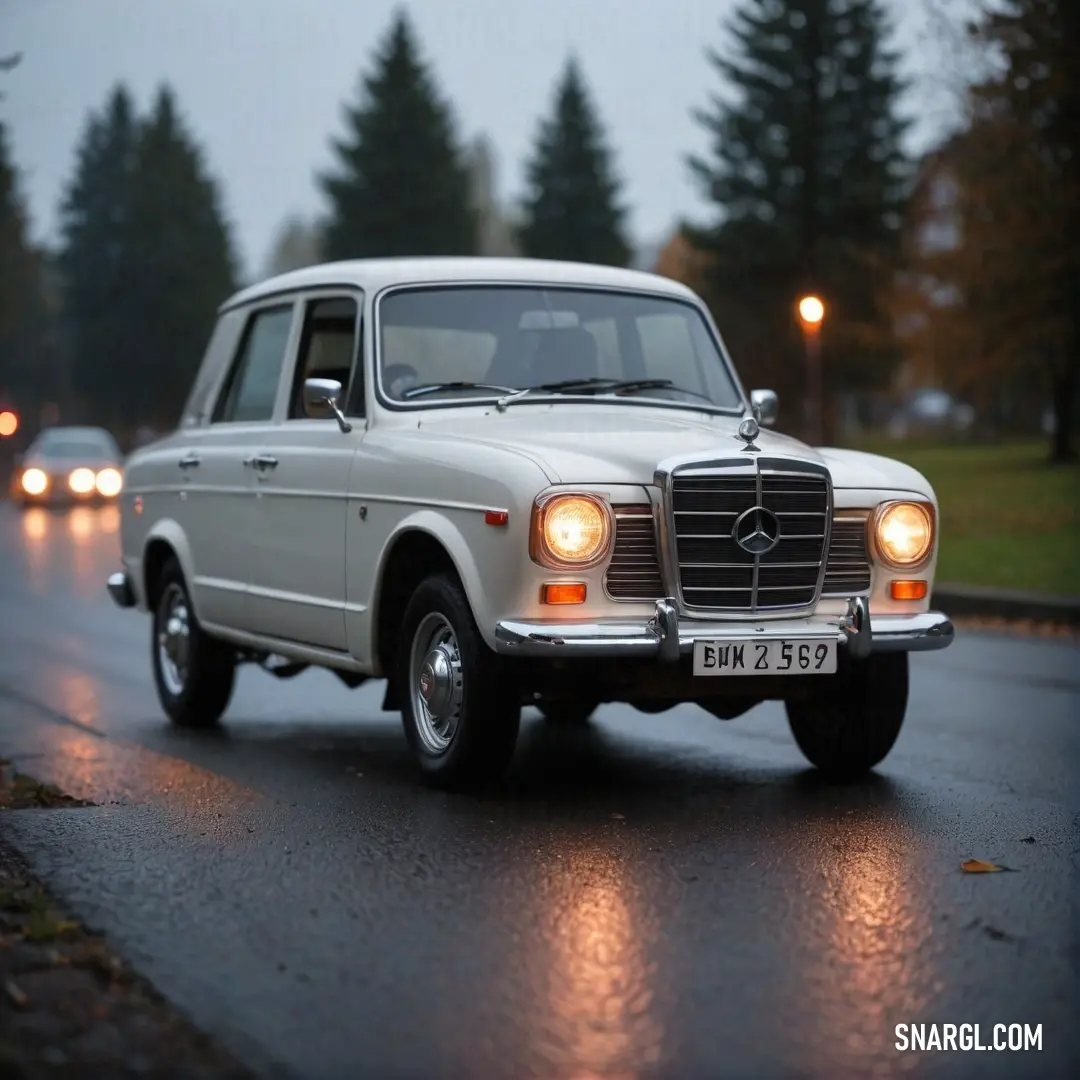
11, 425, 124, 505
107, 257, 954, 788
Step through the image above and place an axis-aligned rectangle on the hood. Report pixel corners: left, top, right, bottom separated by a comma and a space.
415, 405, 814, 485
412, 405, 930, 493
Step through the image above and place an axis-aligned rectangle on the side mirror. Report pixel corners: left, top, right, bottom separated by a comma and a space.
303, 377, 352, 433
750, 388, 779, 426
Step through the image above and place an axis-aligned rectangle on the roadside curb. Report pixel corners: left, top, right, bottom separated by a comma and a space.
933, 583, 1080, 626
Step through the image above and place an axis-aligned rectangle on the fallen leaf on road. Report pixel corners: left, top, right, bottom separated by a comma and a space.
5, 978, 28, 1008
1019, 836, 1036, 844
961, 858, 1015, 873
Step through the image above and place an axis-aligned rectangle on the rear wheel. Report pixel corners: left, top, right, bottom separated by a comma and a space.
785, 652, 908, 779
399, 573, 521, 788
150, 557, 236, 728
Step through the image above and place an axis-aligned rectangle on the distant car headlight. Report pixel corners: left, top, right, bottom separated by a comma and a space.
874, 501, 934, 568
531, 493, 613, 569
69, 467, 97, 494
21, 468, 48, 496
95, 467, 123, 497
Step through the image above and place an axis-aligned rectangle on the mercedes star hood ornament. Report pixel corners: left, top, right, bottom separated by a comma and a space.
736, 416, 761, 452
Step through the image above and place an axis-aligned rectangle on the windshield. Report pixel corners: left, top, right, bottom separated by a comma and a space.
36, 436, 117, 460
377, 286, 743, 410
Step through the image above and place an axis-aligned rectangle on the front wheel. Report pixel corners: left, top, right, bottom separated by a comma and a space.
398, 574, 521, 788
151, 557, 236, 728
785, 652, 908, 779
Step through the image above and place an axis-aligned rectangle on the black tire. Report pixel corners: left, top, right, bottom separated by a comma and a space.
150, 556, 236, 729
535, 699, 599, 726
398, 573, 521, 788
785, 652, 908, 779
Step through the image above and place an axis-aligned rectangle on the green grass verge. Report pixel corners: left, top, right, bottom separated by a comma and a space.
841, 440, 1079, 596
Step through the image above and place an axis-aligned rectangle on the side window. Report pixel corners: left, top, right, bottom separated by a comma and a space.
636, 314, 707, 394
213, 305, 295, 423
287, 296, 363, 418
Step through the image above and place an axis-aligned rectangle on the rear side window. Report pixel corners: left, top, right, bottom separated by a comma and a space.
213, 306, 295, 423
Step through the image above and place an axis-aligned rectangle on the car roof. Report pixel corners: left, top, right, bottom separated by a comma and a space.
224, 257, 699, 311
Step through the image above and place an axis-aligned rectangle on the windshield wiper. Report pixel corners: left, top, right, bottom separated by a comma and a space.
498, 377, 717, 408
400, 381, 520, 400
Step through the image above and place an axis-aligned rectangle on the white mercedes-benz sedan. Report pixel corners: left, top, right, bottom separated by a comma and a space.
106, 257, 953, 787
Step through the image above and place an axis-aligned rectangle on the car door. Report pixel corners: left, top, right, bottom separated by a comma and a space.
182, 300, 300, 632
246, 291, 366, 652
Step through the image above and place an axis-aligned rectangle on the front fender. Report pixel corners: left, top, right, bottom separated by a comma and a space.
372, 509, 498, 640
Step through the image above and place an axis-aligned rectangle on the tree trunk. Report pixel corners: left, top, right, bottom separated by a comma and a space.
1049, 360, 1077, 464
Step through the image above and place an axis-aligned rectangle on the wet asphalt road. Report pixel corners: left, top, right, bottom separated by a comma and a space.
0, 501, 1076, 1080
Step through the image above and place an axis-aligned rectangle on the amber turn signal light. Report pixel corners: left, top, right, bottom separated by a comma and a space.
890, 579, 928, 601
541, 582, 587, 605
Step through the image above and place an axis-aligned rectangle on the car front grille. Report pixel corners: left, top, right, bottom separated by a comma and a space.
605, 504, 664, 601
605, 481, 871, 608
821, 516, 872, 595
670, 467, 830, 612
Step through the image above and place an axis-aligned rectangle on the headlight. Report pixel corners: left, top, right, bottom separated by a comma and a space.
95, 467, 123, 497
874, 501, 934, 567
21, 468, 48, 496
69, 467, 97, 494
531, 493, 613, 568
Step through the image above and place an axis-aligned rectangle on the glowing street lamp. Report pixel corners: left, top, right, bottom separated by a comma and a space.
0, 410, 18, 437
798, 295, 825, 329
796, 295, 825, 445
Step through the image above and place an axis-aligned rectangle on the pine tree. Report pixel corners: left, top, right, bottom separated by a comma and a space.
124, 85, 237, 425
57, 84, 141, 425
0, 117, 40, 407
688, 0, 911, 436
518, 57, 630, 267
319, 10, 474, 259
58, 84, 237, 431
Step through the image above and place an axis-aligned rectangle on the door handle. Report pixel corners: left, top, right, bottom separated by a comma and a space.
178, 453, 201, 469
253, 454, 278, 470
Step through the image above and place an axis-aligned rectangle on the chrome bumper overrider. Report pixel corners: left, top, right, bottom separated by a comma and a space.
494, 596, 954, 661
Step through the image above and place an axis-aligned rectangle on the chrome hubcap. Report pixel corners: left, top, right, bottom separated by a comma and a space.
409, 613, 464, 754
156, 583, 190, 696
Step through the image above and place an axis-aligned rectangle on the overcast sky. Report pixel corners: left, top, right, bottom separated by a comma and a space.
3, 0, 963, 282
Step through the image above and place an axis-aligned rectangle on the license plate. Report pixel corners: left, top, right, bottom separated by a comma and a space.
693, 638, 837, 676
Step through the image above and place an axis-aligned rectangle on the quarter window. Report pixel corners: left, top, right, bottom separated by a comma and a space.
213, 306, 294, 423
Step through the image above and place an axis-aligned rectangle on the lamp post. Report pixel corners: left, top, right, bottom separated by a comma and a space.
797, 294, 825, 445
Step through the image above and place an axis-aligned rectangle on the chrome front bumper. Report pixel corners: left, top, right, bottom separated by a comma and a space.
494, 596, 954, 661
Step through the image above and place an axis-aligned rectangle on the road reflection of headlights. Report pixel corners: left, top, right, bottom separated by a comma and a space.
69, 468, 97, 494
21, 468, 48, 496
95, 468, 123, 497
